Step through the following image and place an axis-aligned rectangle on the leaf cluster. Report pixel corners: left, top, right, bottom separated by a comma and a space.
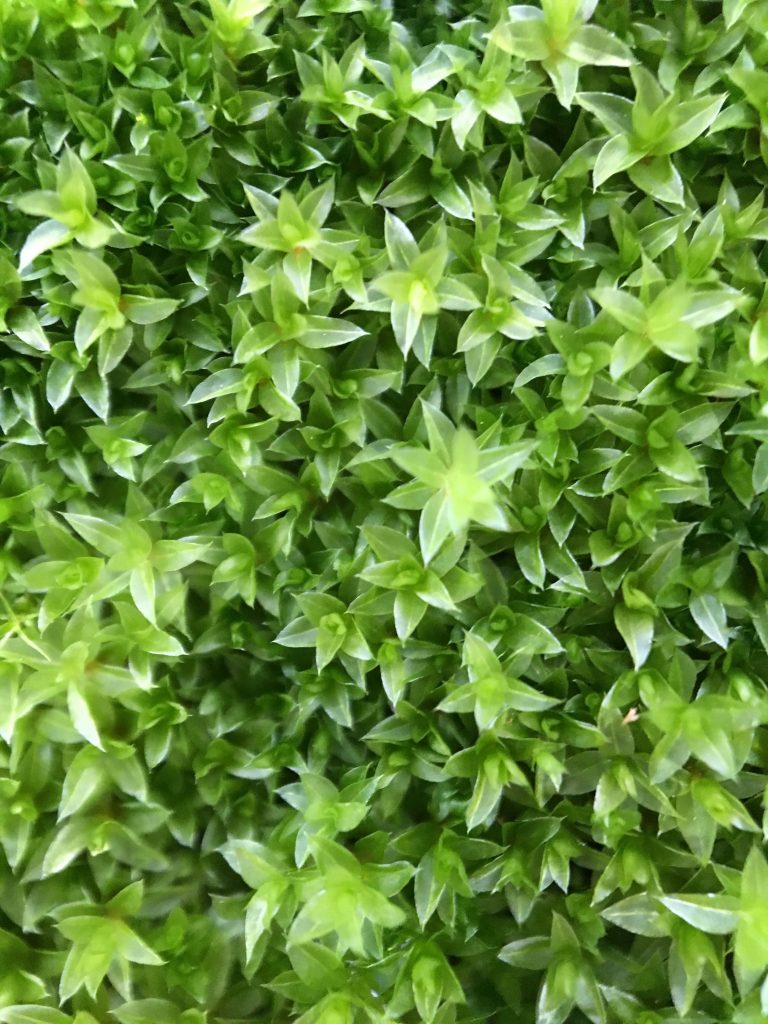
2, 0, 768, 1022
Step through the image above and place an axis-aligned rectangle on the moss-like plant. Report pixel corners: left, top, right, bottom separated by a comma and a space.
1, 0, 768, 1021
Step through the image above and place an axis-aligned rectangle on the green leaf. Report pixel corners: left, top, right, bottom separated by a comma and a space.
566, 25, 634, 67
749, 317, 768, 364
122, 297, 180, 325
67, 682, 103, 749
0, 1010, 70, 1024
601, 894, 670, 937
300, 317, 367, 348
593, 135, 638, 188
614, 604, 654, 669
690, 593, 729, 649
592, 287, 646, 333
628, 155, 684, 206
660, 895, 739, 935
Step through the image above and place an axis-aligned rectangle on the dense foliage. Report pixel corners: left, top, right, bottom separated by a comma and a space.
3, 0, 768, 1021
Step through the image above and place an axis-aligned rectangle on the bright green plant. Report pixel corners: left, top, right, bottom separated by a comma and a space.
2, 0, 768, 1022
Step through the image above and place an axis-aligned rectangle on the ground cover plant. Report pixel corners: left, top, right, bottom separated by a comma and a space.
4, 0, 768, 1021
